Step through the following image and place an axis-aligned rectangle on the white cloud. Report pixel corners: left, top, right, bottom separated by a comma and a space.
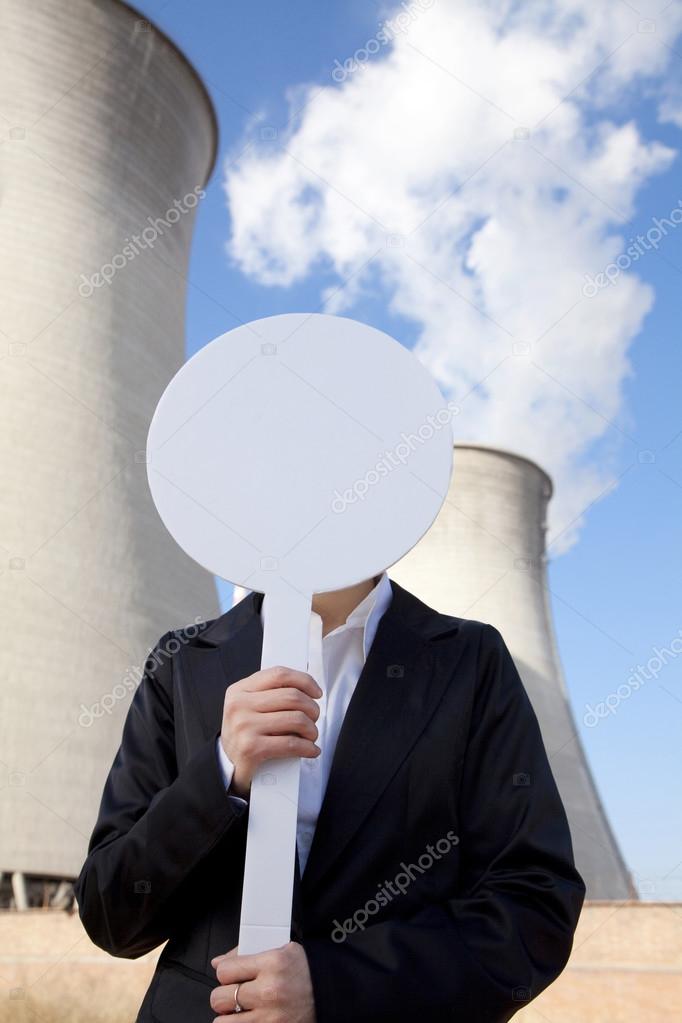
223, 0, 682, 551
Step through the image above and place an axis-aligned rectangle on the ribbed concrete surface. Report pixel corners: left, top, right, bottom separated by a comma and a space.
390, 444, 634, 899
0, 0, 220, 877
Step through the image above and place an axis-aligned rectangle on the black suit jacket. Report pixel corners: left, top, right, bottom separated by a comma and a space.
75, 580, 585, 1023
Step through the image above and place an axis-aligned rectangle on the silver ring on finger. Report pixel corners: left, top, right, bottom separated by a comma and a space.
234, 982, 243, 1013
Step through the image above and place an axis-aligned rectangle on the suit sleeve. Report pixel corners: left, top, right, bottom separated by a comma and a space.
302, 624, 586, 1023
74, 631, 248, 959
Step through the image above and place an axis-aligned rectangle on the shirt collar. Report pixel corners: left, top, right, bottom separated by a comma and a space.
346, 571, 393, 659
319, 571, 393, 659
258, 571, 393, 660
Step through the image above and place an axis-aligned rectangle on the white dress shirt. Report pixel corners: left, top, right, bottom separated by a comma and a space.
216, 571, 393, 873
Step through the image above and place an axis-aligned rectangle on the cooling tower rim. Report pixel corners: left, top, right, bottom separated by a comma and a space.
120, 0, 219, 182
453, 442, 553, 499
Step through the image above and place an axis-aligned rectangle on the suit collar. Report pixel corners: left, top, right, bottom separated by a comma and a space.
195, 588, 264, 649
195, 578, 460, 649
300, 582, 468, 896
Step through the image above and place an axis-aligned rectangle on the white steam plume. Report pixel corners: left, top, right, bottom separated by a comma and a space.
224, 0, 682, 551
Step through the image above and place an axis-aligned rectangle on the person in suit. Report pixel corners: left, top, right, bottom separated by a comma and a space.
75, 572, 585, 1022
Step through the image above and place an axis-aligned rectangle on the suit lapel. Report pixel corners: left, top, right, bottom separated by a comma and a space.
179, 592, 264, 742
301, 586, 449, 898
178, 591, 306, 933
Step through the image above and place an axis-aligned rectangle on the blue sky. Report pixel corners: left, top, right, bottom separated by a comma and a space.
136, 0, 682, 899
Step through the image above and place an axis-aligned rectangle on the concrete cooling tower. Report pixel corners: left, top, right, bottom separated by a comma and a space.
0, 0, 221, 886
391, 443, 634, 899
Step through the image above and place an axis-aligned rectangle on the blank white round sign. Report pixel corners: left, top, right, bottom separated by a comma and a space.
147, 312, 454, 598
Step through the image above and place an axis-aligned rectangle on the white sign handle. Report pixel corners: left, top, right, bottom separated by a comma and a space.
238, 581, 312, 953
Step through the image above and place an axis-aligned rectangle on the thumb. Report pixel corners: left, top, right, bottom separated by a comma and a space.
211, 945, 238, 968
